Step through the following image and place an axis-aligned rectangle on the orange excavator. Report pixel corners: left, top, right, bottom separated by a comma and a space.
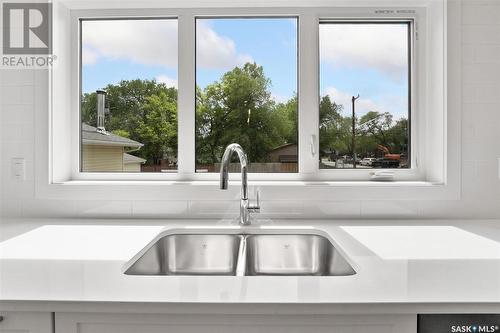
372, 145, 401, 168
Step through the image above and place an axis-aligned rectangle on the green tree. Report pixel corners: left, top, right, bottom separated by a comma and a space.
111, 129, 130, 138
196, 63, 290, 164
358, 111, 393, 146
356, 112, 409, 157
136, 92, 178, 165
81, 79, 177, 164
274, 95, 298, 145
319, 95, 350, 156
317, 97, 409, 161
80, 74, 409, 169
81, 92, 98, 126
386, 118, 409, 154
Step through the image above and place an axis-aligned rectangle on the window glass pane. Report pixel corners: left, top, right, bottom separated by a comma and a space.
195, 18, 298, 173
80, 19, 178, 172
319, 22, 410, 169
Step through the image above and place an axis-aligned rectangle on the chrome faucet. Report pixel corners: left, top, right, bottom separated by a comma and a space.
220, 143, 260, 225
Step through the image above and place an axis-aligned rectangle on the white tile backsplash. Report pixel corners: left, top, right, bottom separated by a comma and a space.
0, 199, 22, 218
1, 104, 34, 123
0, 69, 35, 86
312, 201, 361, 218
462, 139, 500, 162
360, 201, 420, 219
462, 85, 500, 103
75, 200, 132, 218
461, 44, 475, 64
474, 45, 500, 63
474, 85, 500, 103
1, 1, 500, 220
462, 64, 500, 84
132, 201, 189, 218
1, 123, 34, 142
462, 103, 500, 140
187, 200, 239, 219
462, 25, 500, 44
1, 142, 34, 162
258, 200, 312, 218
1, 85, 24, 105
21, 199, 76, 218
462, 4, 500, 24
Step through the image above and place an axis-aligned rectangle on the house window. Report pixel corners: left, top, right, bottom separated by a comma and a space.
80, 18, 178, 173
74, 11, 427, 182
318, 21, 411, 170
194, 17, 298, 173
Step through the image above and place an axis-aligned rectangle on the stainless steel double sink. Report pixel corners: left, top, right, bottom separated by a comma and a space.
124, 229, 356, 276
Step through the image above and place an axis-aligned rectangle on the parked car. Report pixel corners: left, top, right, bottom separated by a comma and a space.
371, 158, 400, 168
360, 157, 376, 166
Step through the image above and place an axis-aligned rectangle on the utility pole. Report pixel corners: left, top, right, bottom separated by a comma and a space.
352, 94, 360, 168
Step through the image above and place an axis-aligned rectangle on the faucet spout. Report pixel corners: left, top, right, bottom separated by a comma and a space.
219, 143, 259, 225
220, 143, 248, 199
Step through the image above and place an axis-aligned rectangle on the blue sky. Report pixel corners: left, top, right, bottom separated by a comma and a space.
82, 19, 408, 119
82, 59, 178, 92
319, 23, 409, 119
195, 18, 297, 101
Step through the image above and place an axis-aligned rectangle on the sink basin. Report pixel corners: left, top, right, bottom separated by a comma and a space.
124, 229, 355, 276
246, 234, 355, 276
125, 234, 241, 275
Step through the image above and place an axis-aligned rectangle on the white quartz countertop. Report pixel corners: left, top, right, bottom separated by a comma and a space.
1, 218, 500, 307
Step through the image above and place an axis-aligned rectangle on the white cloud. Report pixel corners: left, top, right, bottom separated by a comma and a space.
320, 24, 408, 80
324, 86, 382, 116
324, 86, 408, 120
82, 19, 178, 68
155, 75, 178, 88
82, 47, 98, 65
81, 19, 253, 72
196, 21, 253, 70
271, 92, 292, 103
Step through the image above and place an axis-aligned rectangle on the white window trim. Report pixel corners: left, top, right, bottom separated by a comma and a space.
36, 0, 460, 201
72, 7, 421, 182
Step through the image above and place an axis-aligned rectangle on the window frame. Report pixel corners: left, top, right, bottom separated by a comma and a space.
78, 16, 180, 173
69, 7, 426, 182
317, 18, 416, 177
193, 15, 300, 174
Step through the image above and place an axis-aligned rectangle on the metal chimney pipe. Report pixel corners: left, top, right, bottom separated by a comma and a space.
96, 90, 106, 132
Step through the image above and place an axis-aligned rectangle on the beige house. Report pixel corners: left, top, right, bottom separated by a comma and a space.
123, 153, 147, 172
82, 123, 146, 172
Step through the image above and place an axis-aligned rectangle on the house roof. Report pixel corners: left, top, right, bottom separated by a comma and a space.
123, 153, 146, 164
270, 142, 297, 151
82, 123, 143, 148
270, 143, 297, 153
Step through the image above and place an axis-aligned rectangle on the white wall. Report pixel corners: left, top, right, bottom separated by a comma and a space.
1, 0, 499, 220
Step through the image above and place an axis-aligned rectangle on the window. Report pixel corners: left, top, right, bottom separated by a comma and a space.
46, 3, 457, 200
319, 22, 411, 170
195, 17, 298, 173
80, 18, 178, 173
71, 8, 436, 185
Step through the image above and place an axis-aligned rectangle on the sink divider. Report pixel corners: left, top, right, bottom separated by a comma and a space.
235, 235, 248, 276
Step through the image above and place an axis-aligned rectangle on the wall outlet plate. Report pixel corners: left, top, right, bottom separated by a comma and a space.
11, 158, 25, 181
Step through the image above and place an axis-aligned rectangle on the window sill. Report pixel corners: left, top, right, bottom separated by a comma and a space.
35, 179, 459, 202
59, 179, 439, 187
